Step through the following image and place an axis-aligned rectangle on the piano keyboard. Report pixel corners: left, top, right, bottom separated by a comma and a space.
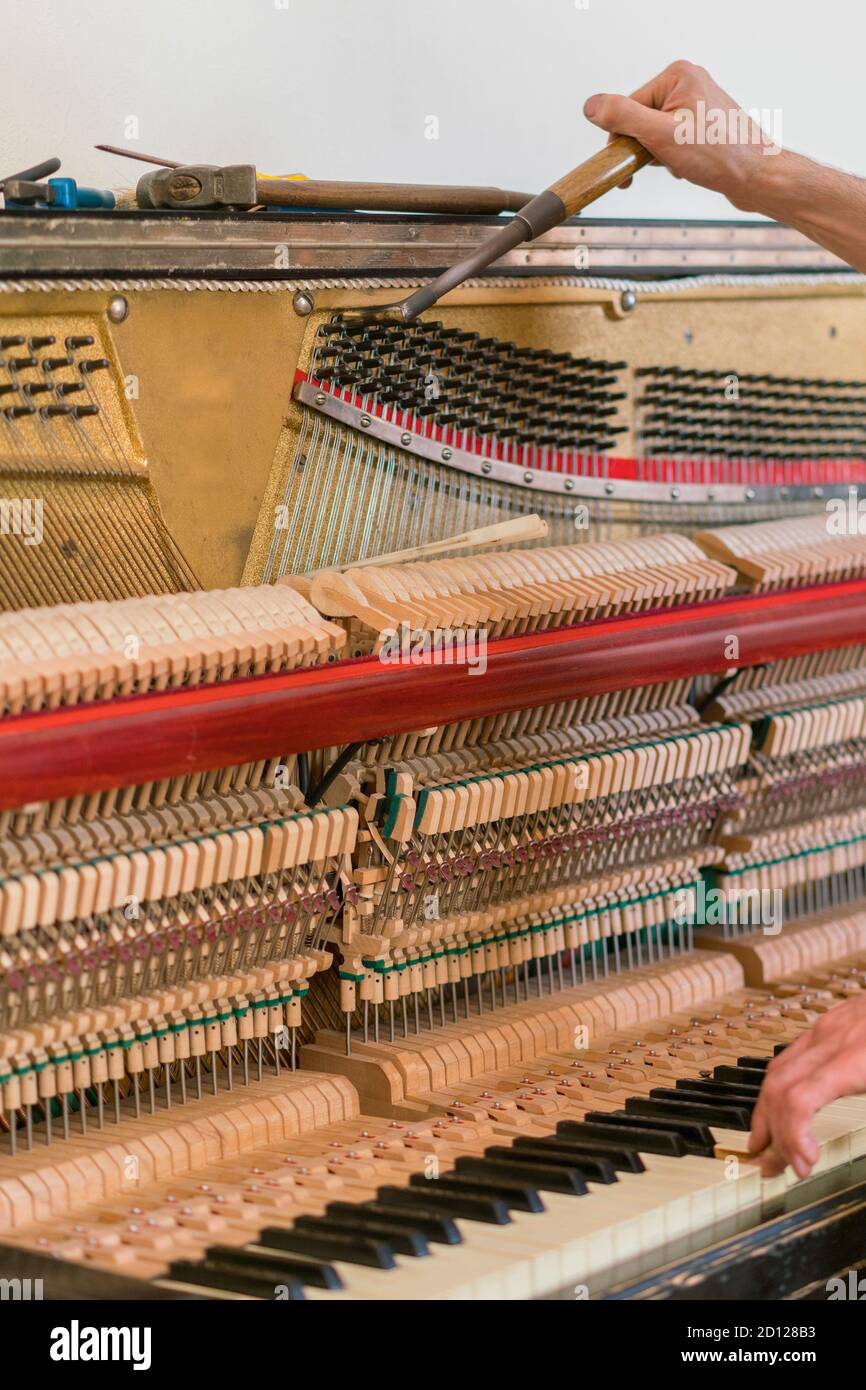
5, 952, 866, 1300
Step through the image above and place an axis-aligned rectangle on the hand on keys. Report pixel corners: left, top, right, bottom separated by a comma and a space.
748, 995, 866, 1177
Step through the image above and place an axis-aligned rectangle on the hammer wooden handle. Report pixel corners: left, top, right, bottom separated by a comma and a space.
255, 178, 534, 215
547, 135, 651, 217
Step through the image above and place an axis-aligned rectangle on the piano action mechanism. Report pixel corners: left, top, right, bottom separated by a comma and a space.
2, 210, 866, 1300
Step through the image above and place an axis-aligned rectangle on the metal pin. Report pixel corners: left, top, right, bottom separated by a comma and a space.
257, 1040, 263, 1083
149, 1069, 157, 1113
79, 1088, 87, 1134
346, 1014, 352, 1056
113, 1080, 121, 1123
212, 1051, 219, 1094
389, 1002, 395, 1043
291, 1030, 297, 1072
195, 1057, 203, 1100
243, 1040, 250, 1086
61, 1093, 69, 1141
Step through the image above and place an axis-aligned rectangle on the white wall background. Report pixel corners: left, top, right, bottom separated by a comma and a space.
0, 0, 859, 221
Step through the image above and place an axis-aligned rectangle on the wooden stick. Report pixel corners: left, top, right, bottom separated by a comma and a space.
345, 514, 548, 569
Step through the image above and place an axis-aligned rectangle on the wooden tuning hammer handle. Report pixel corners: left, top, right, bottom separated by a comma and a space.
547, 135, 651, 218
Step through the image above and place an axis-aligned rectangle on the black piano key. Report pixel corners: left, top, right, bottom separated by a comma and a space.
413, 1169, 545, 1213
626, 1095, 752, 1130
737, 1055, 772, 1071
583, 1110, 716, 1158
166, 1259, 305, 1299
508, 1139, 617, 1184
328, 1200, 461, 1246
0, 1241, 192, 1300
376, 1183, 511, 1226
682, 1077, 762, 1100
454, 1152, 588, 1196
509, 1138, 618, 1184
552, 1125, 648, 1172
293, 1212, 428, 1258
202, 1243, 342, 1290
774, 1044, 788, 1056
715, 1065, 770, 1087
555, 1118, 686, 1158
665, 1083, 757, 1115
257, 1224, 396, 1269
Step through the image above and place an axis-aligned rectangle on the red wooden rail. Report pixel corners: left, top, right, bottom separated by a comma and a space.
1, 579, 866, 811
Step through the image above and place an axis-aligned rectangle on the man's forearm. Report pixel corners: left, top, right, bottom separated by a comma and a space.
583, 62, 866, 275
741, 149, 866, 272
